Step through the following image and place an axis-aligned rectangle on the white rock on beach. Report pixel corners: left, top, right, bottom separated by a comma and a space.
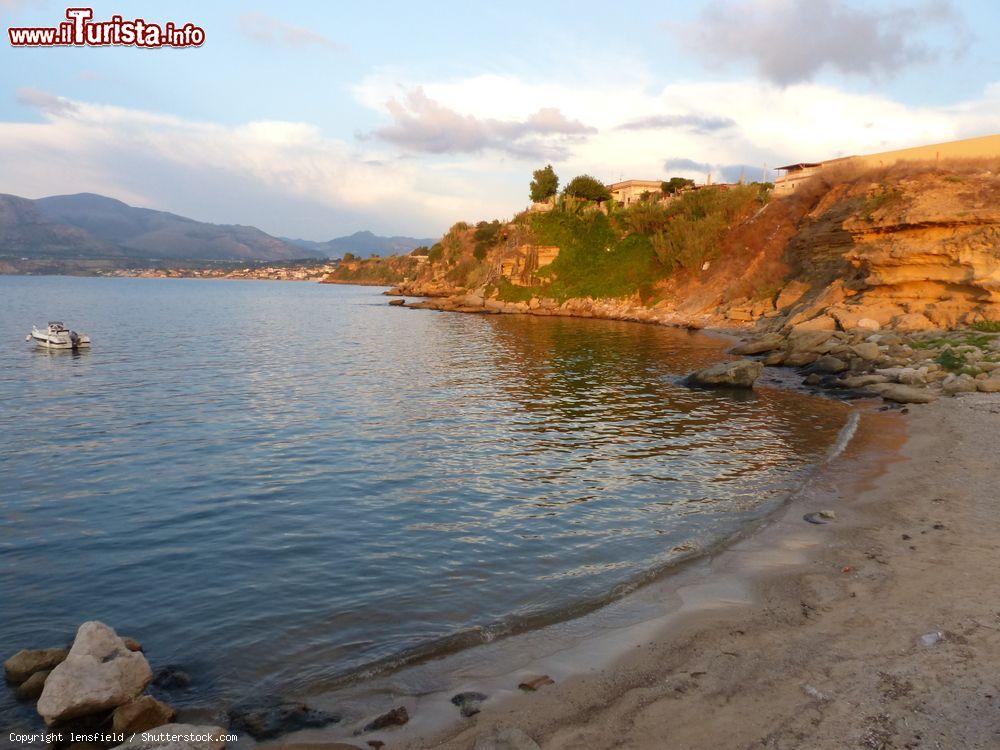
37, 621, 152, 725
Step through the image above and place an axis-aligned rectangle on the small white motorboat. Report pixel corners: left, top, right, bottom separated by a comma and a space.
26, 321, 91, 350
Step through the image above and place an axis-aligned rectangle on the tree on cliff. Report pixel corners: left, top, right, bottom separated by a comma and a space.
564, 175, 611, 202
661, 177, 695, 195
529, 165, 559, 203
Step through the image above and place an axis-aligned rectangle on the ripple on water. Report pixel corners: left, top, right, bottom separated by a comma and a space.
0, 277, 850, 724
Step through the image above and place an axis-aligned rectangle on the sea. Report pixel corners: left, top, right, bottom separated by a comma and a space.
0, 276, 852, 730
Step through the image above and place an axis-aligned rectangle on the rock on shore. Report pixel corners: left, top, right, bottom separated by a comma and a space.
685, 359, 763, 388
4, 647, 68, 684
37, 621, 152, 725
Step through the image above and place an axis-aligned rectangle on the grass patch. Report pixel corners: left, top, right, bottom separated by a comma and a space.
971, 320, 1000, 332
528, 210, 664, 300
494, 277, 533, 303
936, 349, 967, 372
862, 187, 904, 220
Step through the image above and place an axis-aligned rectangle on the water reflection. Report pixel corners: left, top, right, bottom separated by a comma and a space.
0, 277, 848, 728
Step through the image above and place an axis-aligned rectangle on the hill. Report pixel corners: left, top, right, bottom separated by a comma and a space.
283, 230, 436, 259
327, 158, 1000, 334
0, 192, 321, 262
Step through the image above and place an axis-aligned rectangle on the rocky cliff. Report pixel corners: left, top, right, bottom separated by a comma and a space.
369, 159, 1000, 337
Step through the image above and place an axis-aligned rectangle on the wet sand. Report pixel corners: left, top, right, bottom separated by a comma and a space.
415, 394, 1000, 749
262, 393, 1000, 749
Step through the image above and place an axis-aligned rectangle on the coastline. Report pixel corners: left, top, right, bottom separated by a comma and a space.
262, 393, 1000, 750
416, 394, 1000, 749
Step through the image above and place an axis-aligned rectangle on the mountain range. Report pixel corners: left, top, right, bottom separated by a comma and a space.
283, 230, 436, 258
0, 192, 434, 262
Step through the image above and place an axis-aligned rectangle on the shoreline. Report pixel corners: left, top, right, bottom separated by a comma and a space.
262, 393, 1000, 749
250, 393, 892, 748
413, 395, 1000, 749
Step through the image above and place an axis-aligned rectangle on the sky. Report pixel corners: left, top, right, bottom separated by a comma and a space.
1, 0, 999, 240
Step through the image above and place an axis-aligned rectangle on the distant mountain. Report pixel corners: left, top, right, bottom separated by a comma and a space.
283, 230, 436, 259
0, 192, 320, 262
0, 194, 120, 258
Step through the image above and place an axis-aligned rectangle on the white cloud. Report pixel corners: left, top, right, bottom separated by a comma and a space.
356, 70, 1000, 184
3, 75, 999, 238
2, 92, 496, 237
369, 86, 596, 159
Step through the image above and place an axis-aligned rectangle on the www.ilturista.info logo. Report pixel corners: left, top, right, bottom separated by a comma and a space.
8, 8, 205, 48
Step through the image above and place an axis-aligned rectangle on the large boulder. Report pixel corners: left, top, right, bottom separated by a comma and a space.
112, 723, 226, 750
731, 335, 784, 356
37, 621, 152, 725
4, 648, 68, 684
686, 359, 763, 388
870, 384, 938, 404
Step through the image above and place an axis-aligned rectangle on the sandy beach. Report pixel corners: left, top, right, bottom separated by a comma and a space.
363, 393, 1000, 749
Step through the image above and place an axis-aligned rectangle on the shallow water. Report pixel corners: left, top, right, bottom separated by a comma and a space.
0, 277, 849, 728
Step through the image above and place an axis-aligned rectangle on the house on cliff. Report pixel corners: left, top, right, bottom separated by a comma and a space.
774, 133, 1000, 194
608, 180, 664, 207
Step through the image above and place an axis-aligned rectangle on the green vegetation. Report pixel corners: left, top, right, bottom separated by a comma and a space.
936, 349, 967, 372
427, 242, 444, 263
494, 277, 533, 303
473, 219, 503, 260
862, 187, 904, 220
563, 174, 611, 202
526, 210, 663, 300
643, 185, 769, 273
330, 257, 413, 285
341, 252, 356, 262
971, 320, 1000, 332
529, 164, 559, 203
661, 177, 695, 195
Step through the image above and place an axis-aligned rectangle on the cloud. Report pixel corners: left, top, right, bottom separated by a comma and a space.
0, 90, 496, 237
239, 12, 342, 51
675, 0, 968, 85
664, 158, 764, 182
4, 73, 1000, 239
17, 87, 78, 116
617, 114, 735, 133
369, 87, 597, 159
664, 157, 711, 173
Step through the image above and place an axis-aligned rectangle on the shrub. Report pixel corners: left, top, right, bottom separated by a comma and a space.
653, 185, 767, 272
563, 174, 611, 202
616, 200, 672, 235
528, 210, 663, 300
427, 243, 444, 263
495, 278, 533, 303
661, 177, 695, 195
936, 349, 966, 372
529, 164, 559, 203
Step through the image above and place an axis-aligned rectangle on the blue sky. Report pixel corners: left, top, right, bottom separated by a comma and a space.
1, 0, 999, 239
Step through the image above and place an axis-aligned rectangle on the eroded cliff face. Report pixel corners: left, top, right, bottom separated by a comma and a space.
381, 161, 1000, 336
716, 163, 1000, 333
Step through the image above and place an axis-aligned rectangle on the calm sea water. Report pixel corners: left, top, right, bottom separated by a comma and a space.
0, 277, 849, 727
